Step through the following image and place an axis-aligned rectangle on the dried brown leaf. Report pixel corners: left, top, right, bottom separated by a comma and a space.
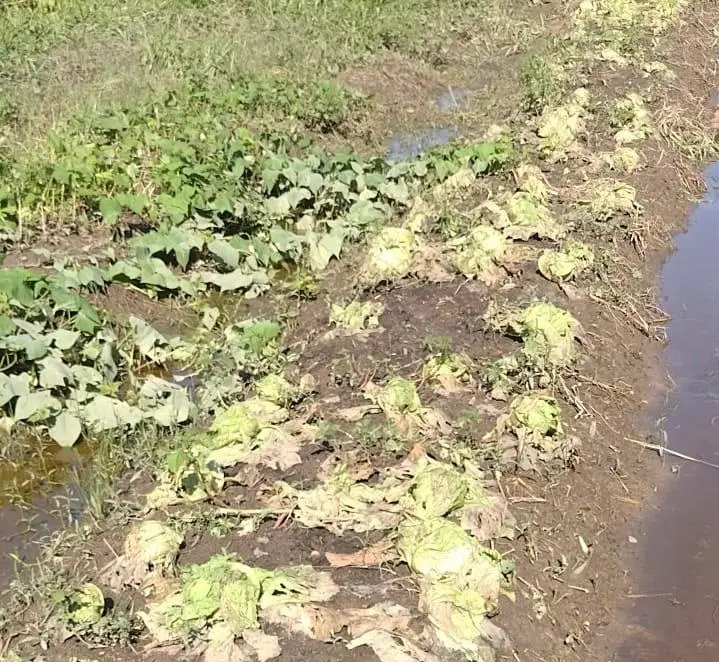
325, 538, 397, 567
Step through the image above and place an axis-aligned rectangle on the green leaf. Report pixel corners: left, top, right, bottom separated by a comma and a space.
269, 227, 302, 255
39, 356, 74, 389
0, 373, 31, 407
208, 238, 240, 269
71, 365, 104, 386
297, 170, 325, 194
201, 269, 255, 292
130, 227, 205, 270
286, 187, 312, 209
380, 180, 410, 204
82, 395, 144, 431
0, 268, 36, 308
49, 412, 82, 447
139, 376, 194, 426
99, 197, 123, 225
10, 334, 50, 360
14, 390, 61, 421
48, 329, 80, 350
116, 193, 150, 215
308, 230, 345, 272
0, 315, 14, 336
157, 190, 193, 222
130, 316, 169, 362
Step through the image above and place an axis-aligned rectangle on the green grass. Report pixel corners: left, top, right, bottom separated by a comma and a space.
0, 0, 515, 145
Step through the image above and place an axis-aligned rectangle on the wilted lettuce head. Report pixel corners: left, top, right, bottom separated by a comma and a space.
587, 180, 637, 221
141, 554, 333, 643
124, 520, 184, 568
515, 164, 550, 203
397, 517, 478, 577
516, 302, 579, 366
452, 225, 509, 282
255, 374, 297, 406
359, 226, 416, 286
420, 578, 492, 652
502, 193, 565, 241
373, 377, 422, 415
329, 300, 384, 330
613, 93, 652, 144
64, 583, 105, 626
408, 462, 469, 518
210, 398, 286, 448
217, 577, 262, 633
608, 146, 640, 172
537, 242, 594, 282
509, 393, 562, 436
422, 352, 472, 389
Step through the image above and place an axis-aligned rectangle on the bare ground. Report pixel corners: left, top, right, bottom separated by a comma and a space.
2, 2, 719, 662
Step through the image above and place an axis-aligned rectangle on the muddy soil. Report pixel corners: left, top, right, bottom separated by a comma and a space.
2, 3, 719, 662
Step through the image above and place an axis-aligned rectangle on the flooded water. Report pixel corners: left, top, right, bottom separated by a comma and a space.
386, 126, 458, 162
617, 161, 719, 660
435, 87, 470, 111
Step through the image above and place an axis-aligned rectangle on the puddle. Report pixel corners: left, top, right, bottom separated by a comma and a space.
386, 127, 458, 162
435, 87, 470, 111
0, 439, 89, 506
617, 161, 719, 659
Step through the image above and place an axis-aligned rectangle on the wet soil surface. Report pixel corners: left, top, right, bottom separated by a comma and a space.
3, 5, 719, 662
616, 163, 719, 661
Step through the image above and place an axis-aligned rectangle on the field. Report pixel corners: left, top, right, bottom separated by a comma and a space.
0, 0, 716, 661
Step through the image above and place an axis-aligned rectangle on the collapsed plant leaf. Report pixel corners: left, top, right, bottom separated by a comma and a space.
263, 601, 412, 642
483, 354, 524, 401
140, 554, 336, 644
451, 226, 510, 285
357, 227, 416, 287
421, 352, 473, 394
407, 462, 469, 519
479, 186, 564, 242
405, 459, 515, 541
148, 400, 314, 507
503, 192, 565, 241
612, 93, 652, 144
104, 520, 183, 589
487, 301, 580, 368
489, 392, 579, 471
509, 393, 563, 437
431, 167, 477, 203
580, 179, 639, 221
398, 516, 510, 654
266, 462, 408, 535
329, 300, 384, 332
537, 242, 594, 283
420, 579, 512, 658
61, 584, 106, 627
397, 517, 478, 577
363, 377, 450, 435
514, 164, 550, 203
325, 538, 397, 567
254, 374, 308, 406
210, 398, 289, 447
348, 629, 442, 662
604, 146, 640, 173
536, 88, 591, 159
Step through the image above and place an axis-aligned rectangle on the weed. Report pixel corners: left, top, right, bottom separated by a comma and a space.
519, 55, 563, 114
423, 335, 455, 358
355, 421, 407, 455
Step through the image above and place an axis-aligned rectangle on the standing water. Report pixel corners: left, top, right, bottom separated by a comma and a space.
617, 162, 719, 660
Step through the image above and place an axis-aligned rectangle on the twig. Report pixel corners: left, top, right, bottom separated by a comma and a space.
625, 437, 719, 470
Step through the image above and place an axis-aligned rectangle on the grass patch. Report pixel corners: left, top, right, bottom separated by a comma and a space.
0, 0, 513, 143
